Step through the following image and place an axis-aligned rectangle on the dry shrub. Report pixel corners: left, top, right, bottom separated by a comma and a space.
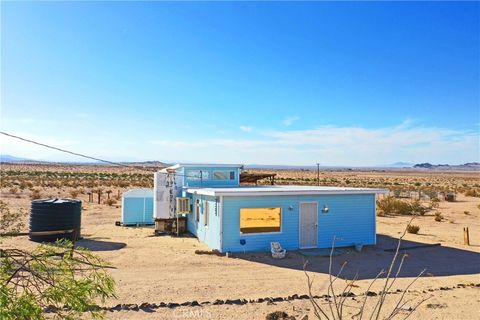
428, 197, 440, 209
0, 200, 26, 235
30, 189, 42, 200
104, 198, 117, 206
464, 189, 480, 197
69, 189, 80, 198
377, 196, 428, 216
9, 187, 18, 195
407, 224, 420, 234
305, 221, 427, 320
434, 212, 443, 222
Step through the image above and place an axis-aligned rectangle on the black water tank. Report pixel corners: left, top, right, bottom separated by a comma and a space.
29, 198, 82, 242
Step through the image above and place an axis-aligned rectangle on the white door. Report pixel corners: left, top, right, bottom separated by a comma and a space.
299, 202, 318, 248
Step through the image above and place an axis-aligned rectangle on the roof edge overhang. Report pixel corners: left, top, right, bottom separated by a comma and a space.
185, 188, 389, 197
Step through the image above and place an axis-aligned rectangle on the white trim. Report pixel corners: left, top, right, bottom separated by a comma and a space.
219, 196, 223, 252
299, 201, 318, 249
373, 194, 377, 245
162, 164, 243, 172
186, 187, 389, 197
239, 207, 283, 236
143, 196, 146, 223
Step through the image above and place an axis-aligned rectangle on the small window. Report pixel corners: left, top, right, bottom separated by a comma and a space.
240, 208, 281, 234
189, 170, 202, 181
213, 171, 231, 180
188, 170, 209, 181
229, 171, 235, 180
204, 201, 209, 227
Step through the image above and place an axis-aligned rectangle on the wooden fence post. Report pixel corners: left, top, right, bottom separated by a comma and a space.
463, 227, 470, 246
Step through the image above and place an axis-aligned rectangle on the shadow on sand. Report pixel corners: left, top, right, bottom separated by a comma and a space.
76, 238, 127, 251
231, 235, 480, 280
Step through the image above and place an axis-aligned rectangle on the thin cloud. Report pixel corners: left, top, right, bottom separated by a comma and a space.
282, 116, 299, 126
148, 122, 479, 165
239, 125, 253, 132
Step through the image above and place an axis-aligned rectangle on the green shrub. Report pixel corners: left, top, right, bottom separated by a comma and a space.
0, 240, 116, 320
377, 196, 429, 216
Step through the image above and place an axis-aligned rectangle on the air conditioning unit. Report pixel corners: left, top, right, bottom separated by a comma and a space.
176, 197, 191, 214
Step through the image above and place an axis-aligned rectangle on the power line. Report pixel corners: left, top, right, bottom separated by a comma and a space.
0, 131, 232, 180
0, 131, 160, 173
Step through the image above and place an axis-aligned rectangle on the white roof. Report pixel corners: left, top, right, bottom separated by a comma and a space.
122, 188, 153, 198
159, 163, 243, 173
185, 186, 389, 197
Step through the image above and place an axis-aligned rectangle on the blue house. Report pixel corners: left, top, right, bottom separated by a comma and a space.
157, 164, 388, 253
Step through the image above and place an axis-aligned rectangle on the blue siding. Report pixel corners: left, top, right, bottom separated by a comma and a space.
122, 197, 154, 225
221, 194, 375, 253
186, 195, 221, 250
183, 166, 240, 187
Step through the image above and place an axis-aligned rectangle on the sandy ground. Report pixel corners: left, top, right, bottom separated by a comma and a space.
1, 185, 480, 319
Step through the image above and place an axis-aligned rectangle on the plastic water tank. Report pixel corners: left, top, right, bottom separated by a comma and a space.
29, 198, 82, 242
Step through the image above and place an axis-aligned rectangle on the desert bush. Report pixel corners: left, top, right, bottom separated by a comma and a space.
69, 189, 80, 198
428, 197, 440, 209
464, 189, 480, 197
8, 187, 18, 195
104, 198, 117, 206
0, 200, 26, 235
407, 224, 420, 234
377, 196, 428, 216
464, 211, 470, 215
29, 189, 42, 200
434, 212, 443, 222
0, 240, 116, 320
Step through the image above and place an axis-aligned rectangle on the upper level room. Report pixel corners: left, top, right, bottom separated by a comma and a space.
164, 164, 243, 187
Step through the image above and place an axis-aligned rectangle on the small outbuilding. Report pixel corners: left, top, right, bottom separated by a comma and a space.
122, 188, 154, 225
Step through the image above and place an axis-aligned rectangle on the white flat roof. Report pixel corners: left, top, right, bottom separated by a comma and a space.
160, 163, 243, 172
185, 186, 389, 197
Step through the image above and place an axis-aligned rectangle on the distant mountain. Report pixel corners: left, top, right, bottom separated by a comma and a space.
0, 154, 169, 167
387, 162, 414, 168
413, 162, 480, 170
0, 154, 34, 162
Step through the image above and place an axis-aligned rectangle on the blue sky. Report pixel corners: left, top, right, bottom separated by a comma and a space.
1, 1, 479, 166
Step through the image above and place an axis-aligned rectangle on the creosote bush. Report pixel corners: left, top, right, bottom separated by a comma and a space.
434, 212, 443, 222
464, 189, 480, 197
407, 224, 420, 234
69, 189, 80, 198
30, 189, 42, 200
104, 198, 117, 206
376, 196, 429, 216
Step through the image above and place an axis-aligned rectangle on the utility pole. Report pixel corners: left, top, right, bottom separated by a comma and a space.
317, 163, 320, 186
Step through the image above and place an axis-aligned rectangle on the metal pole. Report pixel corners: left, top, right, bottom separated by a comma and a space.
317, 163, 320, 186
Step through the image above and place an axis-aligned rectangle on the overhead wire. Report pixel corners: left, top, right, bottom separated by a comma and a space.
0, 131, 198, 177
